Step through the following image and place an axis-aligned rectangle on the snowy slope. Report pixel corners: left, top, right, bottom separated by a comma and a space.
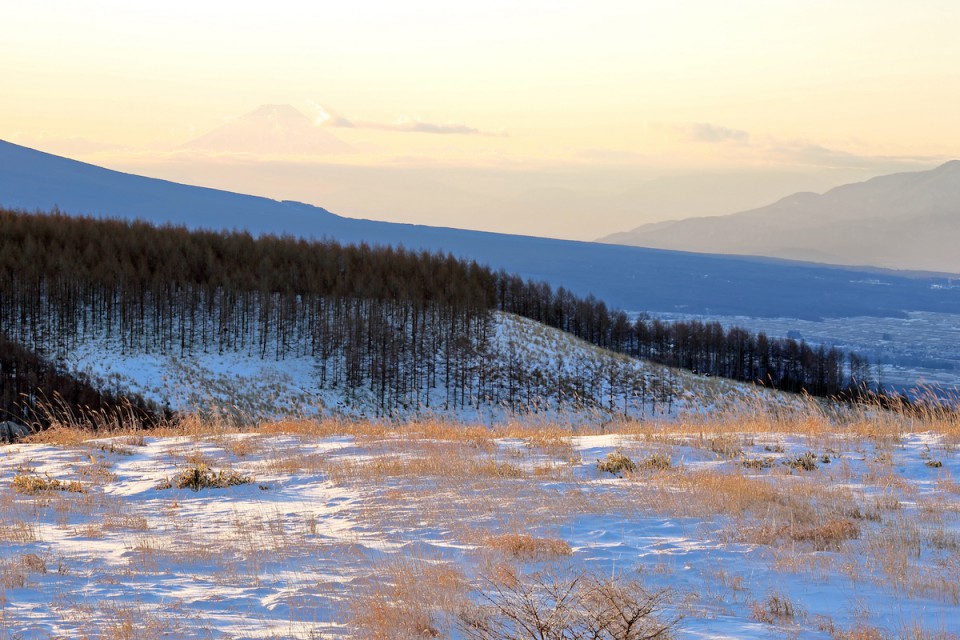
60, 312, 755, 424
2, 140, 958, 320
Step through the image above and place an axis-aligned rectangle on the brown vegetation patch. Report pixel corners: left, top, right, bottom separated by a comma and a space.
790, 518, 861, 551
597, 449, 637, 475
160, 460, 252, 491
483, 533, 572, 560
13, 472, 85, 495
350, 559, 469, 639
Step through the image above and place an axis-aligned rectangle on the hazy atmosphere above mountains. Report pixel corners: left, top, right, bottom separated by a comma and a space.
3, 1, 958, 248
601, 161, 960, 273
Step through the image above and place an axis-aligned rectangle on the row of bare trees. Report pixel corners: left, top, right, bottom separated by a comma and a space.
494, 275, 870, 397
0, 210, 499, 417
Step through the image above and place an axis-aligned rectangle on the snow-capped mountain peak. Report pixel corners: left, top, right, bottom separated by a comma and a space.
181, 104, 355, 156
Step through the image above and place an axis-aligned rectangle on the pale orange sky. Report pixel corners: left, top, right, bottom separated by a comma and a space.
2, 1, 958, 238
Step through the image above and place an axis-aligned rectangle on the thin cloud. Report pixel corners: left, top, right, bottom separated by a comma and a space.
311, 104, 356, 128
768, 141, 948, 171
650, 122, 750, 145
9, 132, 124, 156
687, 123, 750, 144
311, 103, 504, 137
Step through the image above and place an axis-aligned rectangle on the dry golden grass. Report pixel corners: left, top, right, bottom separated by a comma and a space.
12, 472, 85, 495
751, 591, 797, 625
0, 551, 51, 590
0, 521, 40, 543
4, 399, 960, 637
481, 532, 573, 560
349, 557, 469, 639
323, 443, 530, 485
261, 449, 330, 475
790, 518, 861, 551
833, 625, 889, 640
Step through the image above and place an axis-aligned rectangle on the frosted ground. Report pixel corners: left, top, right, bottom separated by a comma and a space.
1, 413, 958, 639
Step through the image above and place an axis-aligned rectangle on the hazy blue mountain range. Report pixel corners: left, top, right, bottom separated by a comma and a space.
600, 161, 960, 274
2, 139, 958, 321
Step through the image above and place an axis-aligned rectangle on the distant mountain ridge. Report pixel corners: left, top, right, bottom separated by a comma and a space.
1, 139, 958, 321
600, 161, 960, 273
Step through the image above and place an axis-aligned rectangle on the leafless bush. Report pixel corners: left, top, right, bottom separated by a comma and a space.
459, 565, 677, 640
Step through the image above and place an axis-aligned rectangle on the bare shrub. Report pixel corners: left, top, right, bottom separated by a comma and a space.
459, 565, 676, 640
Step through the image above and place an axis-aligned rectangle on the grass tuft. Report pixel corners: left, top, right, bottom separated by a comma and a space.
483, 533, 572, 559
12, 472, 84, 494
597, 448, 636, 475
160, 460, 252, 491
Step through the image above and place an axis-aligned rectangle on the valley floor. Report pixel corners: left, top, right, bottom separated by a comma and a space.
648, 310, 960, 396
1, 408, 958, 639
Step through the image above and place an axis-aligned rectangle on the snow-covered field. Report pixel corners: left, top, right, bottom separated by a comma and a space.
1, 414, 958, 639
